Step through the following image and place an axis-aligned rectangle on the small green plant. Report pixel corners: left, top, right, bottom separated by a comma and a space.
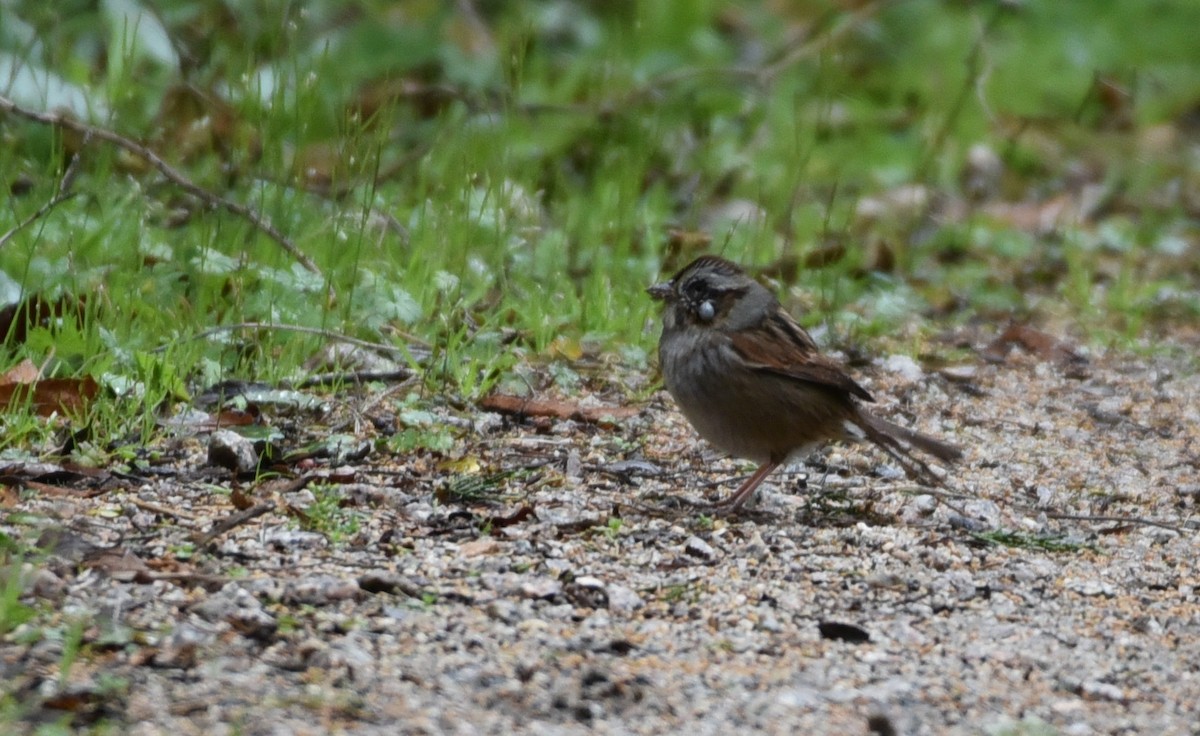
298, 485, 363, 544
601, 517, 624, 540
0, 532, 46, 640
169, 542, 196, 560
0, 405, 59, 455
0, 560, 36, 637
277, 614, 301, 634
388, 396, 457, 454
57, 617, 88, 688
971, 530, 1103, 554
389, 426, 455, 454
662, 584, 689, 604
94, 673, 131, 701
440, 472, 511, 504
129, 349, 191, 441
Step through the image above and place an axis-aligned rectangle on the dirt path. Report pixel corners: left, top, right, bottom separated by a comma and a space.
4, 342, 1198, 735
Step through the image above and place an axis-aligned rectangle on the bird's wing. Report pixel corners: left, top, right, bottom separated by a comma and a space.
728, 309, 875, 403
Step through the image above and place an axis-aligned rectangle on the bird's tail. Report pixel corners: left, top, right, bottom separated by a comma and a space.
850, 409, 962, 484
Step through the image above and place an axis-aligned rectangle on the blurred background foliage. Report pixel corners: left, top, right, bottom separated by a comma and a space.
1, 0, 1199, 402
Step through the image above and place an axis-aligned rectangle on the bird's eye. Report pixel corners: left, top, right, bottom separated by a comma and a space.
696, 300, 715, 321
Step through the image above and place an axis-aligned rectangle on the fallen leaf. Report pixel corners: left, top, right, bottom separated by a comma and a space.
479, 394, 639, 427
0, 293, 87, 346
483, 505, 535, 529
549, 336, 584, 361
0, 376, 100, 416
0, 359, 40, 385
82, 546, 150, 578
459, 538, 500, 557
981, 323, 1086, 366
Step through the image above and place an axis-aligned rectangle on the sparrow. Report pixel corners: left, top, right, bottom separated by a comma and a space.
648, 254, 962, 512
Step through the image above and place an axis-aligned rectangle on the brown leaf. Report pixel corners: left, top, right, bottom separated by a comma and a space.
0, 376, 100, 416
479, 394, 639, 427
154, 83, 261, 171
981, 323, 1086, 366
483, 504, 535, 529
1, 359, 41, 384
0, 293, 87, 346
229, 486, 255, 510
291, 141, 345, 190
214, 408, 259, 427
1091, 74, 1134, 131
350, 77, 461, 124
15, 480, 104, 498
41, 690, 104, 715
460, 538, 501, 557
158, 405, 260, 434
82, 546, 150, 578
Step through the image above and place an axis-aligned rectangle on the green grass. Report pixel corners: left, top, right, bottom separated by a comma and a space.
0, 535, 125, 733
0, 559, 36, 637
2, 0, 1199, 454
970, 529, 1104, 555
298, 483, 364, 543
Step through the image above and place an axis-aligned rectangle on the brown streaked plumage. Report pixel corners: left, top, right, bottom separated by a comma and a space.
648, 255, 961, 512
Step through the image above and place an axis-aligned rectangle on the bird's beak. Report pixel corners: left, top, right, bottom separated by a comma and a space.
646, 281, 674, 301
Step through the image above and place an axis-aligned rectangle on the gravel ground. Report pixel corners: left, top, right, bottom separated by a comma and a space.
3, 337, 1199, 735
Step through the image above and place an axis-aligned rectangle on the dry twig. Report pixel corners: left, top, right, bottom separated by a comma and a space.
0, 94, 321, 275
0, 149, 82, 249
196, 501, 276, 547
157, 321, 430, 358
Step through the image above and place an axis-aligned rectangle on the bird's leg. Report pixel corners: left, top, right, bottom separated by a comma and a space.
714, 461, 779, 514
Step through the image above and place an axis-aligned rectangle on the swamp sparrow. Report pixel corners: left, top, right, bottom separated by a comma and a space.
648, 255, 962, 512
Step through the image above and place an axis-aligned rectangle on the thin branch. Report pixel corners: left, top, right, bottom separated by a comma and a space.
760, 0, 889, 81
158, 320, 430, 356
296, 369, 415, 390
196, 501, 276, 547
127, 496, 200, 522
503, 3, 888, 120
0, 150, 83, 249
915, 4, 1005, 180
1042, 511, 1193, 535
0, 93, 321, 275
